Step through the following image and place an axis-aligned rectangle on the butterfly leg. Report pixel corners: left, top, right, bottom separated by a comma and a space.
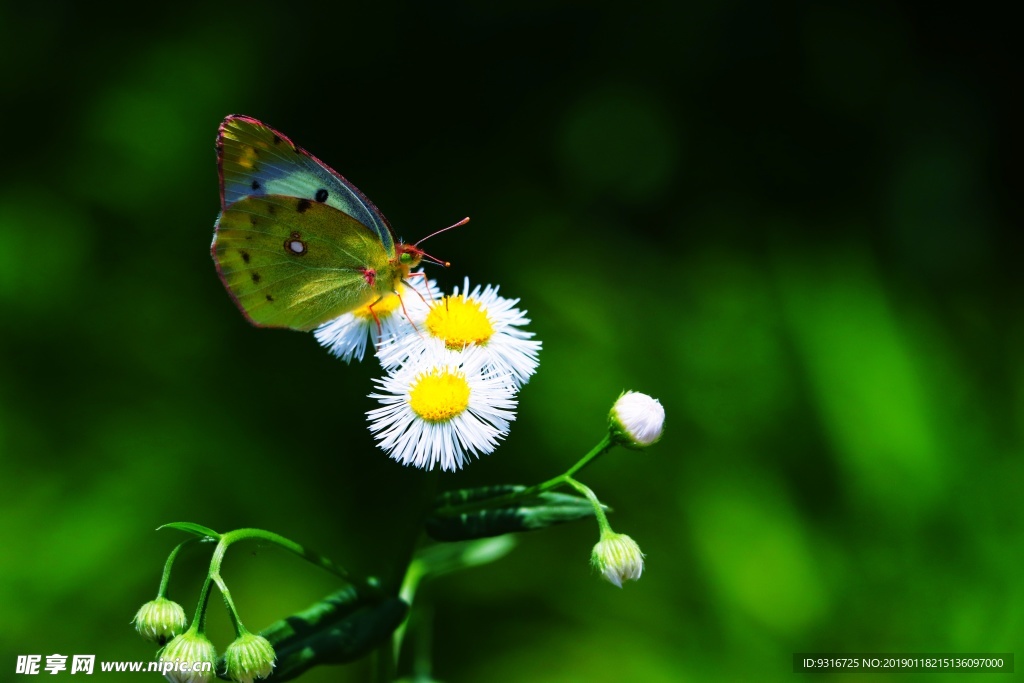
401, 271, 437, 309
366, 296, 385, 339
389, 283, 431, 344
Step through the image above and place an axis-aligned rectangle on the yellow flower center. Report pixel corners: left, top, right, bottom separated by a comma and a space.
425, 296, 494, 349
353, 290, 403, 320
409, 369, 471, 422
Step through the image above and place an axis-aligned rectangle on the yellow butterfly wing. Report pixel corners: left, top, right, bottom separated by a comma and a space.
212, 195, 400, 332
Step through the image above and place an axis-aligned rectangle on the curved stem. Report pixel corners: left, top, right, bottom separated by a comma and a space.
209, 540, 245, 636
433, 433, 616, 517
217, 528, 353, 582
198, 527, 374, 638
191, 575, 214, 634
157, 540, 192, 598
527, 432, 614, 497
563, 432, 614, 480
564, 477, 612, 534
392, 557, 428, 662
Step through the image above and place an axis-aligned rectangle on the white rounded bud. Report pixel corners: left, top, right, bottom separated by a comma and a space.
609, 391, 664, 448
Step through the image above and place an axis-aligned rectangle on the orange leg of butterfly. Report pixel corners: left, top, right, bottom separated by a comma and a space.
366, 296, 386, 338
403, 271, 437, 308
366, 290, 423, 349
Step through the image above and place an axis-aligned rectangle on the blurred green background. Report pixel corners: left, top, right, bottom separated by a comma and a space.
1, 2, 1019, 681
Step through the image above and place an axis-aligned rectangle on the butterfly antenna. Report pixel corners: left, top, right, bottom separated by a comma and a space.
415, 217, 470, 248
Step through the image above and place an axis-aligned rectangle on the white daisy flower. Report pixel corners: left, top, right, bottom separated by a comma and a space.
367, 347, 518, 471
313, 272, 439, 363
375, 277, 541, 387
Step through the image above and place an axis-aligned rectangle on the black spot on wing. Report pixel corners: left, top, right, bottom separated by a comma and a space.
272, 135, 282, 145
296, 198, 311, 213
251, 180, 261, 191
266, 294, 274, 302
240, 251, 250, 263
315, 188, 328, 202
251, 272, 261, 283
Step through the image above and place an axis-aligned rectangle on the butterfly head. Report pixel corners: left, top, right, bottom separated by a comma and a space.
397, 243, 449, 270
396, 216, 468, 272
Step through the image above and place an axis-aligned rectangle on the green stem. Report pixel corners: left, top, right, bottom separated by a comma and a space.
225, 528, 353, 636
564, 477, 612, 534
197, 527, 364, 638
373, 641, 396, 683
217, 528, 353, 582
209, 541, 245, 636
392, 557, 428, 662
389, 555, 440, 682
433, 432, 615, 517
411, 600, 435, 681
564, 432, 614, 480
157, 540, 192, 598
191, 575, 214, 634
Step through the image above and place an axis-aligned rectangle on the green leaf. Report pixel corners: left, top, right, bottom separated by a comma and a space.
413, 536, 517, 578
432, 484, 523, 507
229, 585, 407, 681
157, 522, 220, 540
425, 485, 602, 541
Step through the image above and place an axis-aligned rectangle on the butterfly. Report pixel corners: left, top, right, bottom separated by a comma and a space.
211, 115, 460, 331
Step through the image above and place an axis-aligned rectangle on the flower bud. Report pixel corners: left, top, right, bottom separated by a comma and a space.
609, 391, 664, 448
159, 630, 217, 683
591, 531, 645, 588
132, 597, 188, 644
223, 632, 276, 683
